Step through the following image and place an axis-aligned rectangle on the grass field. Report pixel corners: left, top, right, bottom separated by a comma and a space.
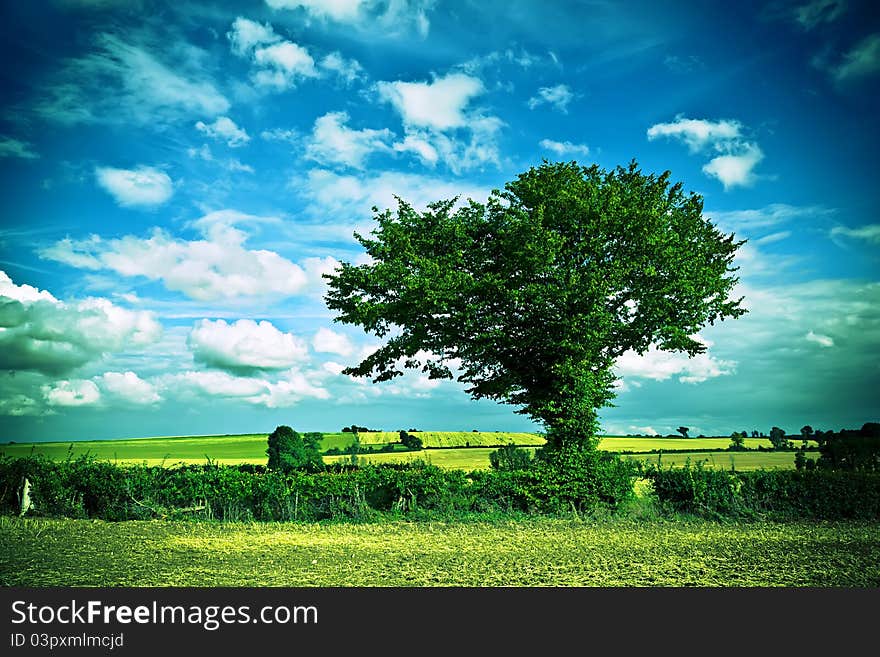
330, 448, 801, 471
1, 516, 876, 586
0, 433, 805, 470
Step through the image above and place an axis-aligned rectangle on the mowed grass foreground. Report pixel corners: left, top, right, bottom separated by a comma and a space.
1, 516, 876, 587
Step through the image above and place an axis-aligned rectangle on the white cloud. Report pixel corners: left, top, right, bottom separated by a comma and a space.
647, 117, 742, 153
319, 52, 365, 84
227, 17, 281, 56
615, 336, 736, 385
629, 425, 659, 436
707, 204, 835, 233
829, 33, 880, 82
377, 73, 484, 131
267, 0, 432, 37
42, 379, 102, 407
702, 143, 765, 190
96, 371, 161, 404
254, 42, 318, 82
305, 111, 392, 169
539, 139, 590, 157
266, 0, 366, 21
228, 17, 319, 91
755, 231, 792, 245
95, 166, 174, 207
647, 115, 763, 189
392, 134, 438, 165
528, 84, 576, 112
0, 136, 39, 160
36, 32, 229, 126
163, 370, 269, 399
188, 318, 309, 372
0, 270, 162, 376
195, 116, 251, 147
805, 330, 834, 347
312, 327, 355, 356
40, 212, 314, 302
830, 223, 880, 244
160, 368, 330, 407
300, 169, 490, 220
377, 72, 502, 172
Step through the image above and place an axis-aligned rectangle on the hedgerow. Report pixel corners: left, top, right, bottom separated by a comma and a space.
643, 461, 880, 520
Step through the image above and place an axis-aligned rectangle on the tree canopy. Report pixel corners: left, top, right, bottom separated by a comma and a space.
324, 160, 746, 450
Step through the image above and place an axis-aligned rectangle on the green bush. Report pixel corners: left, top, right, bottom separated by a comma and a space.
644, 462, 880, 520
488, 443, 533, 471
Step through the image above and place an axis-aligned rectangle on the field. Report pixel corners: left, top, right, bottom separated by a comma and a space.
0, 433, 796, 469
326, 448, 802, 471
1, 516, 876, 586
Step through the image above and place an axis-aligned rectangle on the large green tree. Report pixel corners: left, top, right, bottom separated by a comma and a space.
324, 161, 746, 450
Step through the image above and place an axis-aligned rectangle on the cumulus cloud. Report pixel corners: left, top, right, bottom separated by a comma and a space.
188, 319, 309, 372
312, 327, 355, 356
42, 379, 102, 407
227, 17, 319, 91
227, 16, 280, 55
0, 136, 39, 160
614, 336, 736, 385
647, 117, 742, 153
0, 270, 161, 376
647, 115, 764, 189
96, 371, 161, 404
40, 211, 314, 302
528, 84, 576, 113
305, 111, 392, 169
377, 72, 503, 172
378, 73, 484, 130
35, 32, 229, 126
95, 166, 174, 207
319, 52, 365, 84
195, 116, 251, 147
160, 368, 329, 407
539, 139, 590, 157
702, 143, 765, 190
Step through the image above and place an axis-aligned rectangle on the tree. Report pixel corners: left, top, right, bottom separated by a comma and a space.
769, 426, 790, 451
677, 426, 690, 439
729, 431, 746, 451
266, 425, 324, 473
324, 160, 746, 451
399, 430, 423, 450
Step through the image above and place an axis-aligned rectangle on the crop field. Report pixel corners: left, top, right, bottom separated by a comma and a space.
0, 433, 808, 470
1, 516, 876, 586
331, 448, 801, 471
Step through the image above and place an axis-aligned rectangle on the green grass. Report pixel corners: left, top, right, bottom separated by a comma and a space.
1, 516, 876, 586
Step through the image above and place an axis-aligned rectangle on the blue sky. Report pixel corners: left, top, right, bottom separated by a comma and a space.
0, 0, 878, 441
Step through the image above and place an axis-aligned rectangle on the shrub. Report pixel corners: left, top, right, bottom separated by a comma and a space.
643, 462, 880, 520
488, 443, 533, 471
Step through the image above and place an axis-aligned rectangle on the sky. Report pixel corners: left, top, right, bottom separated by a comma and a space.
0, 0, 878, 442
